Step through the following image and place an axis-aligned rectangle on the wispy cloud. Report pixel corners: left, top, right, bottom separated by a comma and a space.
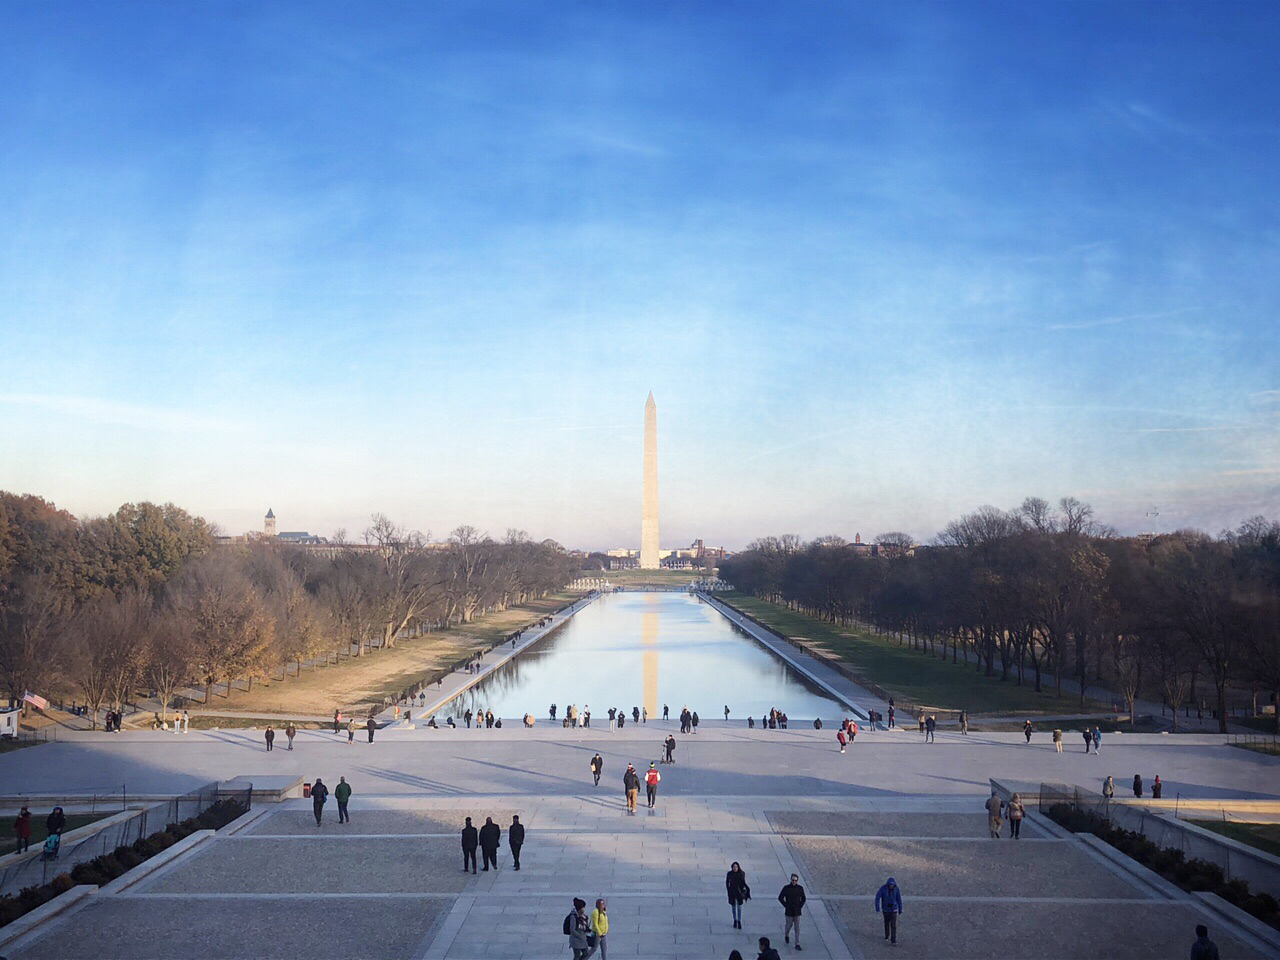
1046, 306, 1202, 332
0, 394, 242, 433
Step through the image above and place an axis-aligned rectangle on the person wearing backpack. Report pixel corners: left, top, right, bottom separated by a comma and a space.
565, 897, 593, 959
645, 763, 661, 808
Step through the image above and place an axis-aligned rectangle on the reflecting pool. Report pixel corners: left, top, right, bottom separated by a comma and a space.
449, 592, 848, 720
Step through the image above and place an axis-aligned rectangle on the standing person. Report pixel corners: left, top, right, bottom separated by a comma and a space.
333, 710, 341, 734
959, 710, 968, 735
1190, 924, 1220, 960
181, 709, 190, 733
642, 706, 647, 723
1152, 775, 1163, 799
645, 762, 661, 808
591, 753, 603, 786
1052, 729, 1063, 753
347, 718, 356, 744
887, 704, 895, 729
665, 735, 677, 764
1133, 774, 1143, 798
663, 704, 669, 721
366, 716, 376, 743
623, 765, 640, 815
778, 873, 806, 950
550, 704, 557, 721
632, 706, 640, 723
311, 777, 329, 826
590, 898, 609, 959
509, 815, 525, 870
1083, 729, 1093, 753
285, 723, 296, 750
691, 711, 700, 734
479, 816, 501, 871
757, 938, 782, 960
724, 704, 730, 722
1092, 726, 1102, 752
925, 715, 936, 743
566, 898, 592, 960
1007, 793, 1025, 839
985, 792, 1004, 838
849, 719, 858, 743
264, 726, 275, 751
836, 729, 847, 754
461, 817, 478, 874
726, 861, 751, 929
1023, 719, 1033, 743
45, 807, 66, 837
465, 709, 473, 729
1103, 776, 1115, 799
12, 806, 32, 854
335, 776, 352, 824
874, 876, 903, 946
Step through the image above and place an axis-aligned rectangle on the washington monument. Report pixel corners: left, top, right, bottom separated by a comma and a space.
640, 391, 660, 568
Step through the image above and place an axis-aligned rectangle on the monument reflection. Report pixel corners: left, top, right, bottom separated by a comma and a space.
450, 592, 847, 720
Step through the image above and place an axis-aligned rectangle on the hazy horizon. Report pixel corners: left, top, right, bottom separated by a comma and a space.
2, 2, 1276, 549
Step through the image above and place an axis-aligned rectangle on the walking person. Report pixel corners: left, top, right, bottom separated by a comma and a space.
335, 776, 352, 823
691, 711, 700, 733
1190, 923, 1220, 960
1052, 728, 1062, 753
591, 753, 603, 786
264, 725, 275, 751
1152, 775, 1163, 799
645, 762, 661, 808
623, 764, 640, 815
45, 807, 66, 837
509, 815, 525, 870
757, 938, 782, 960
1103, 775, 1115, 799
837, 729, 846, 753
1092, 726, 1102, 752
565, 898, 592, 960
665, 735, 676, 764
1007, 793, 1025, 839
347, 717, 356, 744
985, 791, 1004, 838
632, 706, 640, 723
590, 898, 609, 959
724, 704, 730, 722
461, 817, 478, 873
333, 710, 341, 734
959, 710, 968, 735
887, 704, 895, 728
479, 816, 501, 871
311, 777, 329, 826
1023, 719, 1033, 743
12, 806, 32, 854
1133, 774, 1143, 798
874, 876, 903, 946
1083, 728, 1093, 753
778, 873, 806, 950
663, 704, 669, 721
366, 716, 376, 743
925, 715, 936, 743
285, 723, 296, 750
727, 861, 751, 929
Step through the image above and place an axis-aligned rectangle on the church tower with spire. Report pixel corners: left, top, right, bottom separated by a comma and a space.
264, 508, 277, 537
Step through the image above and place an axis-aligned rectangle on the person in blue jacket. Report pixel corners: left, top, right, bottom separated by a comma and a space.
875, 877, 903, 945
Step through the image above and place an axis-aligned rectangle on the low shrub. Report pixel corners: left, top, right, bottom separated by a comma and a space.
48, 873, 75, 894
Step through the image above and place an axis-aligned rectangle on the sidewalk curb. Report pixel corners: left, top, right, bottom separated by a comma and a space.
97, 829, 215, 895
0, 884, 97, 952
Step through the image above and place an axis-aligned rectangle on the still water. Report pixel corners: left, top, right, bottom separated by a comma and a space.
449, 592, 848, 720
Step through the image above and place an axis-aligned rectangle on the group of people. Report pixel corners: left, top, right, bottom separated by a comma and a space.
835, 717, 859, 752
463, 708, 500, 729
306, 776, 353, 824
1102, 774, 1164, 799
678, 707, 699, 733
985, 791, 1027, 838
461, 814, 525, 871
10, 805, 66, 860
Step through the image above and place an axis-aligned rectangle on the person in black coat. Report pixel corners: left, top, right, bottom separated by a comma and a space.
461, 817, 479, 873
310, 778, 328, 825
366, 716, 376, 743
478, 816, 501, 871
778, 874, 806, 949
726, 861, 751, 929
46, 807, 66, 837
509, 815, 525, 870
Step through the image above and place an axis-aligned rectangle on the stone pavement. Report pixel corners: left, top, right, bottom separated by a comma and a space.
9, 794, 1276, 960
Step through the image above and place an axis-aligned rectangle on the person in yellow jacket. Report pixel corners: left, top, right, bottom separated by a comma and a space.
590, 897, 609, 958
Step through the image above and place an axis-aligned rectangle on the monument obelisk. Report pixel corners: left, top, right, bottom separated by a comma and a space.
640, 391, 660, 568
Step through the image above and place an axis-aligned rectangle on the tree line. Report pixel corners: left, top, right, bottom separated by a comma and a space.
0, 492, 578, 726
719, 498, 1280, 732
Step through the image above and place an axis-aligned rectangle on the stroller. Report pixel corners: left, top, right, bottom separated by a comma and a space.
41, 832, 60, 861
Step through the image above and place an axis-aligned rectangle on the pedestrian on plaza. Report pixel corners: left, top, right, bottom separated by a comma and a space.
1103, 775, 1115, 799
680, 707, 690, 733
590, 898, 609, 959
724, 704, 730, 721
509, 815, 525, 870
333, 710, 341, 734
778, 873, 806, 950
45, 807, 66, 837
1133, 774, 1143, 798
264, 725, 275, 751
311, 777, 329, 826
623, 764, 640, 814
1152, 775, 1163, 799
1023, 719, 1033, 743
1083, 729, 1093, 753
985, 792, 1004, 838
918, 715, 926, 737
692, 711, 700, 733
633, 706, 640, 723
665, 735, 677, 764
616, 712, 625, 729
874, 876, 903, 946
749, 716, 756, 729
1052, 728, 1062, 753
663, 704, 669, 721
335, 776, 352, 823
925, 715, 936, 743
13, 806, 32, 853
566, 898, 592, 960
461, 816, 479, 873
645, 762, 661, 808
181, 710, 190, 733
550, 704, 557, 721
1008, 793, 1025, 839
837, 729, 846, 753
849, 719, 858, 743
959, 710, 968, 735
1092, 726, 1102, 752
583, 708, 590, 728
887, 705, 895, 728
591, 753, 603, 786
363, 716, 374, 743
726, 861, 751, 928
285, 723, 296, 750
757, 937, 782, 960
1189, 924, 1220, 960
479, 816, 501, 871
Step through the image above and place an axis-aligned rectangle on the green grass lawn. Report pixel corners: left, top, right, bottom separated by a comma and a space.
1188, 820, 1280, 859
1236, 715, 1280, 735
5, 812, 108, 856
1232, 741, 1280, 756
0, 738, 46, 754
187, 716, 329, 730
720, 593, 1109, 716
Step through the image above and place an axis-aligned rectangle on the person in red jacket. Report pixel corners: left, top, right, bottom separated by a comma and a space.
12, 806, 32, 853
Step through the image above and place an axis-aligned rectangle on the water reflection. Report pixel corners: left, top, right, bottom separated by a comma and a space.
449, 592, 847, 720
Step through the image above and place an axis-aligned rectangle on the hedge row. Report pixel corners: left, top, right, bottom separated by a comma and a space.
1047, 803, 1280, 931
0, 797, 247, 929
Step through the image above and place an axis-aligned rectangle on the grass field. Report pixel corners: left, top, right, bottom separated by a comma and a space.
1188, 820, 1280, 859
719, 593, 1109, 716
187, 716, 329, 731
0, 738, 45, 755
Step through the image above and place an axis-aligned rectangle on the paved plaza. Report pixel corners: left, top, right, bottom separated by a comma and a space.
3, 723, 1279, 959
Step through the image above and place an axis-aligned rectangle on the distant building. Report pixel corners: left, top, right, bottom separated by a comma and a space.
264, 508, 277, 538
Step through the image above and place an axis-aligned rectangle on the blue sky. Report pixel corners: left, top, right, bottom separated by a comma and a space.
1, 1, 1277, 549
